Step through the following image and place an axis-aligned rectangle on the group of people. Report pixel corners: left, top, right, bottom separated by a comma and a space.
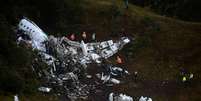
180, 68, 194, 85
67, 32, 96, 42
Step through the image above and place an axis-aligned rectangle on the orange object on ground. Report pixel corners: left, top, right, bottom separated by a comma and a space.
116, 56, 123, 64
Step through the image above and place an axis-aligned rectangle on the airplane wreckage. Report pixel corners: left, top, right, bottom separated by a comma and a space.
15, 18, 134, 101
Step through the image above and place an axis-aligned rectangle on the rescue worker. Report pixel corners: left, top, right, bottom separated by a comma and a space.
189, 73, 193, 79
182, 76, 187, 82
82, 32, 87, 40
70, 33, 75, 41
134, 71, 138, 82
116, 56, 123, 64
92, 32, 96, 41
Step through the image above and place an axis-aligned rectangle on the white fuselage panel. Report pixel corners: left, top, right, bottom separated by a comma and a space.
18, 19, 48, 51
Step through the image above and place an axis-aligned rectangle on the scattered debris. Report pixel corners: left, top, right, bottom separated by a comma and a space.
96, 73, 120, 84
16, 18, 131, 100
139, 96, 152, 101
96, 64, 129, 84
86, 75, 92, 79
109, 93, 133, 101
38, 87, 52, 93
109, 65, 129, 77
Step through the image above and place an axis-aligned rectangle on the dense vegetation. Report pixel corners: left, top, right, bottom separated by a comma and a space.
130, 0, 201, 22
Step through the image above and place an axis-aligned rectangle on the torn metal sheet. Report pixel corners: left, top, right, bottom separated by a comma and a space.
15, 18, 131, 101
109, 93, 133, 101
139, 96, 152, 101
38, 87, 52, 93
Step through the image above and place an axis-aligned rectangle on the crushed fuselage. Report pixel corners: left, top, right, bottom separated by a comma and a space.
16, 18, 131, 100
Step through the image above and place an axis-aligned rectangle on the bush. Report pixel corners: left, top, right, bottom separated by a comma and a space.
0, 15, 39, 94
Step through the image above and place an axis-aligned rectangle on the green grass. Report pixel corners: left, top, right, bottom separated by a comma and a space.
81, 0, 201, 100
1, 0, 201, 100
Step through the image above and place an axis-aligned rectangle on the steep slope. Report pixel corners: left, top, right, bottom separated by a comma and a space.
0, 0, 201, 101
80, 0, 201, 101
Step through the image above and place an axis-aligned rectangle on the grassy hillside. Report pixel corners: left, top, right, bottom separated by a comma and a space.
0, 0, 201, 101
81, 1, 201, 100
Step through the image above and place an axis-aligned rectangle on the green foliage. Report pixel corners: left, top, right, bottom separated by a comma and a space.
0, 14, 38, 94
130, 0, 201, 22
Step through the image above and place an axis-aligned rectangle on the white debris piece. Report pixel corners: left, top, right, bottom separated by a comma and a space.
100, 41, 108, 49
86, 75, 92, 79
139, 96, 152, 101
14, 95, 19, 101
110, 78, 120, 84
123, 38, 130, 43
110, 66, 129, 76
110, 44, 118, 52
81, 40, 88, 56
139, 96, 147, 101
17, 37, 23, 45
96, 73, 120, 84
90, 53, 101, 63
109, 93, 114, 101
38, 87, 52, 93
109, 93, 133, 101
119, 94, 133, 101
101, 73, 111, 83
147, 98, 152, 101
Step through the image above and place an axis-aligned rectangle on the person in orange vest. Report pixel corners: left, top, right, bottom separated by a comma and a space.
116, 56, 123, 64
82, 32, 87, 40
70, 33, 75, 41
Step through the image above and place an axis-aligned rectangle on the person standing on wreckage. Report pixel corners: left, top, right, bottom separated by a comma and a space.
70, 33, 75, 41
92, 32, 96, 42
82, 31, 87, 42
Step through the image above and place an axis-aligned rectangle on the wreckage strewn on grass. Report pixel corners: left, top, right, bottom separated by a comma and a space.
16, 18, 131, 100
109, 93, 133, 101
